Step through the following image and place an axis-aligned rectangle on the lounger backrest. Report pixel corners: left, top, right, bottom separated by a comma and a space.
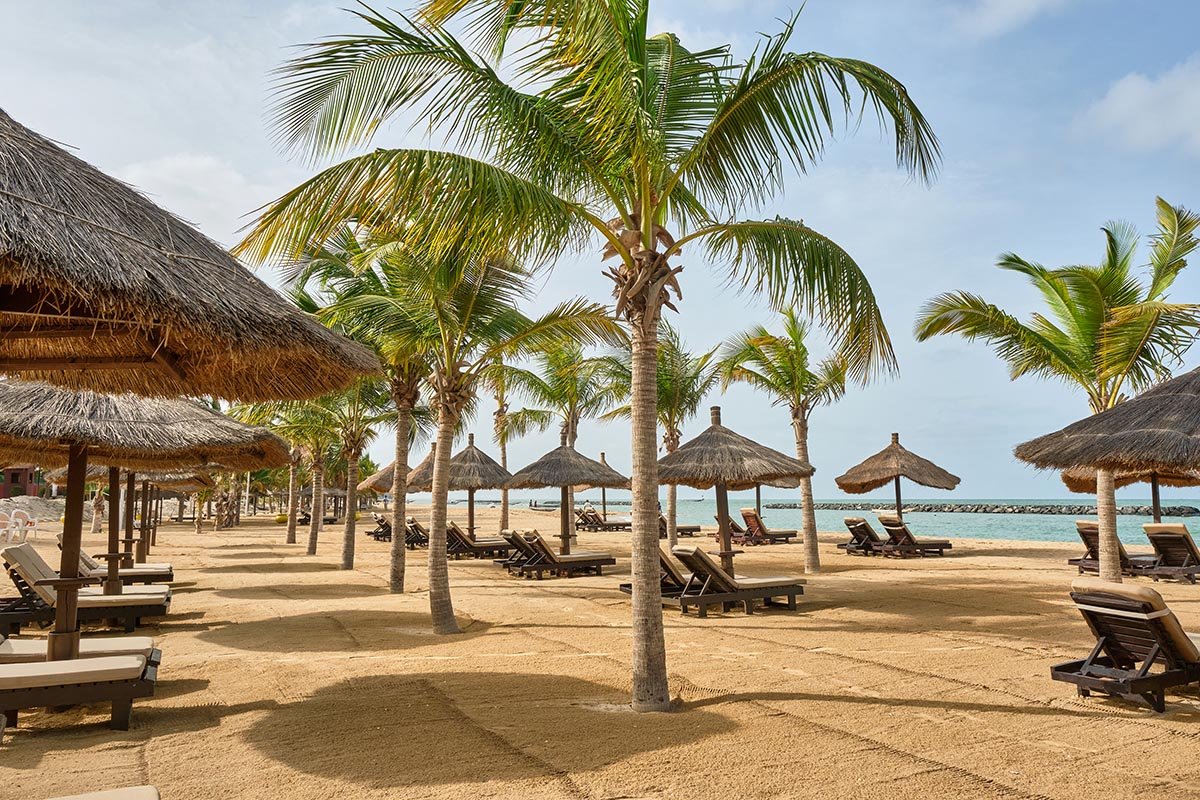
714, 515, 745, 534
1075, 520, 1134, 565
408, 517, 431, 537
658, 549, 688, 589
2, 543, 58, 605
526, 532, 562, 563
670, 546, 739, 593
1144, 525, 1200, 567
502, 530, 540, 559
445, 523, 471, 549
740, 508, 766, 535
843, 517, 882, 543
447, 520, 471, 542
1070, 576, 1200, 668
879, 517, 916, 546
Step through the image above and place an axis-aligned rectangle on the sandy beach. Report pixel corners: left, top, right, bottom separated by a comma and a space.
4, 505, 1200, 799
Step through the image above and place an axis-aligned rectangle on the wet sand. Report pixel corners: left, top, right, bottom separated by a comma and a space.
4, 505, 1199, 799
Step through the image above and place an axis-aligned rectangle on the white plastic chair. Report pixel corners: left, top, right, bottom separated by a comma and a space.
8, 510, 30, 543
0, 511, 9, 544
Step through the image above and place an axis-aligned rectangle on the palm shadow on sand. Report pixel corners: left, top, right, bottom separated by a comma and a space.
214, 583, 390, 601
200, 562, 339, 574
244, 671, 736, 789
198, 610, 490, 653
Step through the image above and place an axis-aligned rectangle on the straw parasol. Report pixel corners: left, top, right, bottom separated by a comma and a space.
507, 432, 629, 553
357, 461, 395, 494
45, 464, 215, 493
0, 109, 379, 401
658, 406, 812, 573
835, 432, 960, 519
437, 434, 512, 535
0, 379, 288, 659
402, 445, 438, 493
1060, 465, 1200, 522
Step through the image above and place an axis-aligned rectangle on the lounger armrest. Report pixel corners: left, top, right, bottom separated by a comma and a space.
35, 576, 102, 588
118, 537, 141, 544
92, 553, 128, 561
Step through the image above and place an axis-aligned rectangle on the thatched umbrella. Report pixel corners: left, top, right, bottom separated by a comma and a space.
507, 432, 629, 554
1016, 367, 1200, 580
45, 464, 214, 493
357, 461, 395, 495
402, 445, 437, 493
0, 109, 379, 400
657, 406, 812, 573
0, 379, 288, 659
835, 432, 960, 520
1060, 466, 1200, 522
436, 434, 512, 536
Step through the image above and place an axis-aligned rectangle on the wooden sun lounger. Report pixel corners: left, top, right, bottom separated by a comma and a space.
658, 515, 699, 538
0, 632, 157, 664
495, 531, 538, 571
518, 533, 615, 580
575, 508, 630, 532
839, 517, 884, 555
366, 514, 392, 541
1068, 520, 1156, 576
739, 508, 798, 545
670, 546, 805, 618
1141, 524, 1200, 584
1, 651, 158, 732
1, 544, 171, 635
877, 515, 951, 557
619, 548, 689, 598
405, 517, 430, 549
1051, 577, 1200, 712
58, 534, 174, 585
446, 521, 510, 560
47, 788, 161, 800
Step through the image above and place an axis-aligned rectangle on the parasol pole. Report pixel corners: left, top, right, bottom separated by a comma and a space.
122, 472, 136, 568
559, 484, 571, 555
1151, 472, 1162, 523
47, 443, 89, 661
137, 479, 151, 563
894, 475, 903, 521
755, 483, 762, 516
600, 451, 608, 520
103, 467, 122, 595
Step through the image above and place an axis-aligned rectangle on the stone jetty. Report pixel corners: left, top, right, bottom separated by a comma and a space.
764, 501, 1200, 517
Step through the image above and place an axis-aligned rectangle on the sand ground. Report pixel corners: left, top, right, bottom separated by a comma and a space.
4, 504, 1200, 799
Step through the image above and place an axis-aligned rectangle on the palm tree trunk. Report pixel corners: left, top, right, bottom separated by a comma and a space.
341, 447, 360, 570
427, 407, 460, 634
792, 413, 820, 574
497, 408, 510, 531
567, 421, 578, 543
390, 405, 412, 593
1096, 468, 1122, 583
285, 450, 300, 545
89, 488, 104, 535
629, 320, 670, 711
307, 463, 323, 556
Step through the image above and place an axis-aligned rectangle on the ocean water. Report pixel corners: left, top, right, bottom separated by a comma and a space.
489, 495, 1200, 546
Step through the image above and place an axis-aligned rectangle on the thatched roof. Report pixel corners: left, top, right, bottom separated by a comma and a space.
1016, 367, 1200, 474
657, 407, 812, 491
358, 460, 396, 494
1060, 465, 1200, 494
45, 464, 215, 492
0, 380, 289, 471
835, 432, 960, 494
507, 435, 629, 490
0, 109, 379, 401
402, 445, 437, 493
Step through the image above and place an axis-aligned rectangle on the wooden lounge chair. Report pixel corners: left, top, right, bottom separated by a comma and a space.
518, 532, 615, 579
367, 514, 392, 541
47, 788, 160, 800
658, 514, 700, 539
446, 521, 510, 560
877, 515, 951, 557
739, 508, 798, 545
0, 632, 157, 664
496, 530, 540, 573
577, 508, 632, 532
1141, 524, 1200, 584
1, 651, 158, 732
1, 544, 171, 635
619, 548, 689, 598
839, 517, 885, 556
57, 535, 174, 585
1068, 520, 1155, 576
405, 517, 430, 549
1051, 576, 1200, 712
670, 546, 805, 617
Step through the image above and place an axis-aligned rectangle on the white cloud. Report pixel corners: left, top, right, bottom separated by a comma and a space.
1080, 55, 1200, 157
951, 0, 1072, 39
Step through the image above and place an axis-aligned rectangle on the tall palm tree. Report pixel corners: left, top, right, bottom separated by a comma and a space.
229, 403, 312, 546
329, 246, 622, 633
718, 310, 847, 573
498, 340, 626, 535
481, 357, 552, 531
915, 198, 1200, 581
607, 323, 719, 547
237, 4, 935, 710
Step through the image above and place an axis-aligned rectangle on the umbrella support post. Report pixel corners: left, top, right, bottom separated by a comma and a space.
715, 481, 735, 575
1152, 474, 1162, 524
559, 485, 571, 555
468, 489, 475, 539
122, 473, 136, 569
104, 467, 122, 595
48, 443, 89, 661
894, 476, 903, 521
136, 480, 150, 563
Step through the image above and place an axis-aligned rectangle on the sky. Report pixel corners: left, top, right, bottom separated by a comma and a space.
3, 0, 1199, 501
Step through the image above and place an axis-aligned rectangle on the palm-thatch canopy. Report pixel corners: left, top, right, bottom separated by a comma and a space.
1060, 465, 1200, 494
835, 433, 960, 494
444, 434, 512, 490
1016, 367, 1200, 474
45, 464, 215, 492
0, 109, 379, 400
507, 439, 629, 490
657, 407, 812, 491
0, 380, 289, 471
403, 446, 438, 493
357, 460, 396, 494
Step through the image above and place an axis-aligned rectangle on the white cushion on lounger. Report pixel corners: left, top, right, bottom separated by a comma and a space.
1073, 577, 1200, 663
0, 635, 155, 664
80, 586, 170, 599
76, 594, 166, 609
0, 654, 146, 690
733, 576, 808, 589
123, 563, 172, 573
47, 786, 160, 800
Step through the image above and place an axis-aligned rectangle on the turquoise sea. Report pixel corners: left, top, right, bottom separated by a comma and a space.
475, 495, 1200, 546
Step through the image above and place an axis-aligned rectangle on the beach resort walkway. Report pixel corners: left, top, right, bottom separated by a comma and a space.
5, 507, 1200, 799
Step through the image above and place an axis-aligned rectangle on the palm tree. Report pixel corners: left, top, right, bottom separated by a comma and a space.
607, 323, 719, 547
915, 198, 1200, 581
498, 340, 626, 537
327, 246, 622, 633
237, 4, 935, 710
481, 357, 547, 532
718, 310, 848, 573
229, 403, 309, 545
